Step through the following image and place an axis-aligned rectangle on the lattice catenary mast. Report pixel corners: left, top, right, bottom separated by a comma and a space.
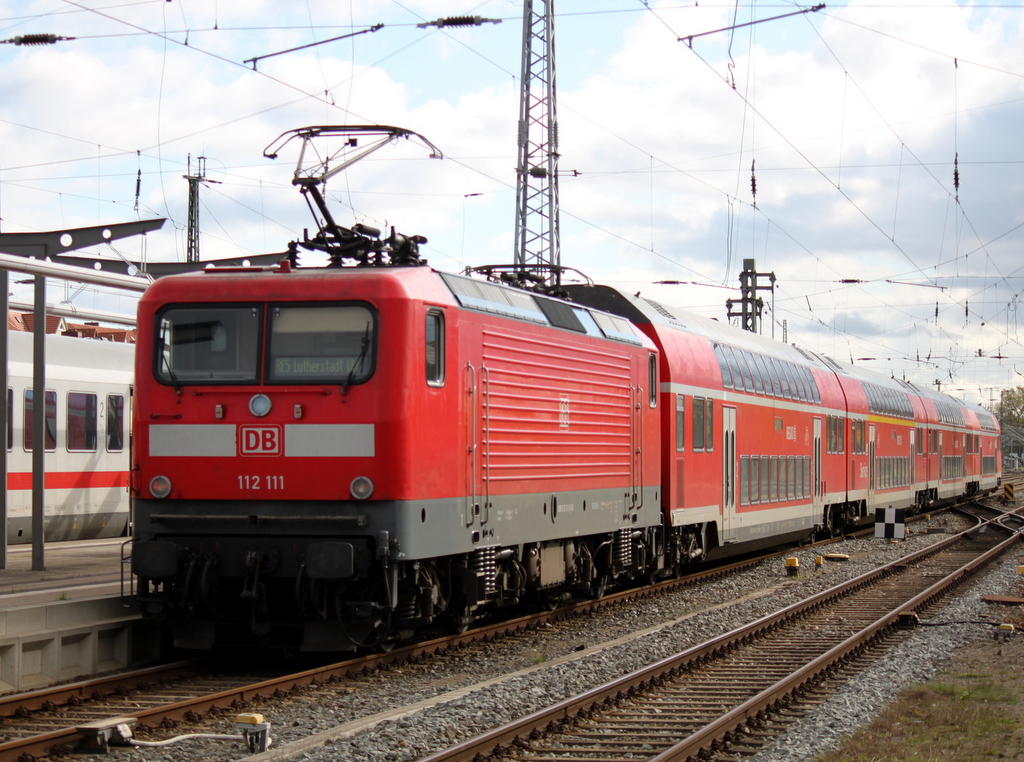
513, 0, 561, 289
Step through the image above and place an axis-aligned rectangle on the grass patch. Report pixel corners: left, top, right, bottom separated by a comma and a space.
817, 675, 1020, 762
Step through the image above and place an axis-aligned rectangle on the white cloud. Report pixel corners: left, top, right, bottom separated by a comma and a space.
0, 0, 1022, 403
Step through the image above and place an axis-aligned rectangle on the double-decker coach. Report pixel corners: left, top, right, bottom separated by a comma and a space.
566, 284, 1002, 560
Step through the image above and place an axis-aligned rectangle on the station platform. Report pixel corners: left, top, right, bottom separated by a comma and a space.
0, 539, 163, 694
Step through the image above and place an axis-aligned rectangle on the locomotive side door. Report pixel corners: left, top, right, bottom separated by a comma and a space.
464, 362, 490, 528
721, 406, 736, 537
465, 362, 478, 527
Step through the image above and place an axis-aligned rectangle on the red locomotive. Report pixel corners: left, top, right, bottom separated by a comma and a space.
130, 127, 1001, 651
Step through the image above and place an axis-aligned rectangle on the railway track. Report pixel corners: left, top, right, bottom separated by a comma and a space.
0, 504, 996, 761
416, 511, 1022, 762
0, 537, 837, 762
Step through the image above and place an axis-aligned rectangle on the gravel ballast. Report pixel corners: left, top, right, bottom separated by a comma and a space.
82, 516, 1020, 762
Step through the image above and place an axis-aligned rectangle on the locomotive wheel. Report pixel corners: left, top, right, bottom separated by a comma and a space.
589, 576, 610, 599
443, 606, 473, 634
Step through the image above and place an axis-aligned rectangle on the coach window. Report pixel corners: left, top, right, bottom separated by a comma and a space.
268, 304, 376, 384
752, 353, 772, 396
426, 310, 445, 386
787, 364, 806, 402
770, 456, 779, 501
67, 392, 98, 452
693, 397, 705, 451
734, 349, 754, 393
724, 347, 744, 392
750, 457, 760, 503
742, 351, 764, 394
705, 398, 714, 452
763, 356, 782, 396
773, 358, 791, 400
714, 344, 733, 389
24, 390, 57, 451
648, 353, 657, 407
675, 395, 685, 452
107, 394, 125, 451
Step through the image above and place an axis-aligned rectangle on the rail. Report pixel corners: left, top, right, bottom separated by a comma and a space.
416, 513, 1020, 762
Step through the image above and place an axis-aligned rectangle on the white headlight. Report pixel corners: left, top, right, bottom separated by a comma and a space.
150, 475, 172, 499
249, 393, 272, 417
350, 476, 374, 500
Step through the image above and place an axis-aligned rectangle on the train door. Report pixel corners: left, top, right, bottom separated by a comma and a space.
868, 424, 876, 499
812, 417, 822, 512
721, 406, 736, 537
909, 428, 916, 504
939, 431, 944, 481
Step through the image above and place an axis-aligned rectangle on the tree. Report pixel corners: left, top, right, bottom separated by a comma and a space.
998, 386, 1024, 430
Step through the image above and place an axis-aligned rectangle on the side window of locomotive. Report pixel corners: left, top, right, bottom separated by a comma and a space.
268, 304, 376, 384
157, 306, 260, 383
24, 390, 57, 451
6, 388, 11, 451
648, 354, 657, 407
67, 392, 98, 452
426, 310, 445, 387
107, 394, 125, 452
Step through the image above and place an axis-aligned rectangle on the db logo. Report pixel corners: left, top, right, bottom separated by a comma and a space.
239, 425, 282, 456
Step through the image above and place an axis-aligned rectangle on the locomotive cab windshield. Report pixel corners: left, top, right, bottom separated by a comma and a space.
155, 302, 377, 386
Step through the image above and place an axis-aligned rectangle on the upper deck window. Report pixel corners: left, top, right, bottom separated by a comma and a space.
268, 304, 375, 384
157, 305, 261, 384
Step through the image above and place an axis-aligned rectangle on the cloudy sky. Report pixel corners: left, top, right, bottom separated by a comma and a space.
1, 0, 1022, 407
